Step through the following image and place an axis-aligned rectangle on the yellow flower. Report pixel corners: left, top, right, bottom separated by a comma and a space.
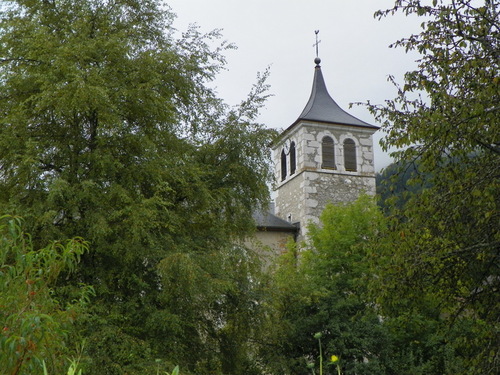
330, 355, 339, 363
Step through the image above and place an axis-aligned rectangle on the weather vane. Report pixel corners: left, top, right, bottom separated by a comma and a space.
313, 30, 321, 58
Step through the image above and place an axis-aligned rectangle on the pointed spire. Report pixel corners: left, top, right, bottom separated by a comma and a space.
296, 59, 377, 128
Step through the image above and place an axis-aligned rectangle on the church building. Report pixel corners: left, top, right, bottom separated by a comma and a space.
253, 56, 378, 249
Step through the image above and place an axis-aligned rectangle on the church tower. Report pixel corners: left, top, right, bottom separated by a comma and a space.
272, 57, 378, 238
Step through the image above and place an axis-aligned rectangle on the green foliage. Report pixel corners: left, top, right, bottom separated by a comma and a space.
163, 365, 180, 375
376, 161, 431, 213
0, 215, 90, 375
264, 195, 391, 375
43, 359, 83, 375
366, 1, 500, 373
0, 1, 275, 373
153, 245, 268, 375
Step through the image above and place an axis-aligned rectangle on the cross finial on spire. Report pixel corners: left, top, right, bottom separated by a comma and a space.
313, 30, 321, 58
313, 30, 321, 65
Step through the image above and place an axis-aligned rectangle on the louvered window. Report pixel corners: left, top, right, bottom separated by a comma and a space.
321, 136, 335, 169
290, 142, 296, 175
281, 149, 287, 181
344, 138, 357, 171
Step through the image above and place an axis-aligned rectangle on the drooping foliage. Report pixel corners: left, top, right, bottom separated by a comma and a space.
366, 1, 500, 372
0, 0, 275, 373
0, 215, 91, 375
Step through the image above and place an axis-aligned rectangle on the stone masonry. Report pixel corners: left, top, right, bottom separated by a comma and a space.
273, 121, 376, 239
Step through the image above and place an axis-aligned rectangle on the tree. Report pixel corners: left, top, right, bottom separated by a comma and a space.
376, 160, 431, 213
0, 1, 275, 373
366, 1, 499, 372
0, 215, 91, 375
263, 195, 393, 375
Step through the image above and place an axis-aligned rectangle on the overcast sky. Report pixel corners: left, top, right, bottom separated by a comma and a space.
167, 0, 424, 171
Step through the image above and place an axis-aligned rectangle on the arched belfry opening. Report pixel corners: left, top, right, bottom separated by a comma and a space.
321, 136, 335, 169
280, 149, 287, 181
343, 138, 357, 171
290, 141, 296, 175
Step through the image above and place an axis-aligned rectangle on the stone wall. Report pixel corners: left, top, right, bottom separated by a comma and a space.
244, 230, 295, 269
274, 172, 304, 227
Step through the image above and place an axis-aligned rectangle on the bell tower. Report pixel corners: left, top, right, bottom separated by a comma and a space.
272, 57, 378, 238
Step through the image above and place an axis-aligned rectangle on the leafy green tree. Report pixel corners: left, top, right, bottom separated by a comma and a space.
0, 1, 275, 373
155, 245, 269, 375
366, 1, 500, 372
368, 227, 466, 374
263, 195, 392, 375
0, 215, 91, 375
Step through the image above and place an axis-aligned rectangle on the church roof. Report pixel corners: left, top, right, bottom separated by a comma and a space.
292, 58, 378, 129
253, 210, 298, 232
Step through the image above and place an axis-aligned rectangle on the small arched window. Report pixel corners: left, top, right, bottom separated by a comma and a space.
290, 141, 296, 175
281, 149, 287, 181
344, 138, 357, 171
321, 136, 335, 169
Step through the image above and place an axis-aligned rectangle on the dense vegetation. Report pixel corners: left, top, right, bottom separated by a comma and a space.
0, 0, 274, 374
1, 0, 498, 374
367, 0, 499, 372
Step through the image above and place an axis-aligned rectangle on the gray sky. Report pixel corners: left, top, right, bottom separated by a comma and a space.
168, 0, 423, 171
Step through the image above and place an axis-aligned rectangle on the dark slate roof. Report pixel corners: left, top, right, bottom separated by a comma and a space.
253, 210, 298, 232
293, 59, 378, 129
